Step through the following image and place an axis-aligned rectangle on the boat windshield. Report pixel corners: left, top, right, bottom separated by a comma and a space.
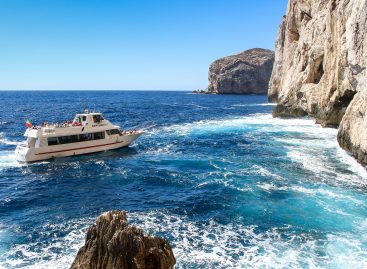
92, 114, 104, 123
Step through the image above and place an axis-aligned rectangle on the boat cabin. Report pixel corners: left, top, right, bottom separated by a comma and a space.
73, 112, 105, 127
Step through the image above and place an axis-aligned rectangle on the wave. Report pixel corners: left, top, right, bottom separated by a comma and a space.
250, 165, 284, 181
0, 133, 21, 146
284, 138, 367, 189
128, 211, 367, 268
147, 113, 366, 183
162, 113, 334, 135
257, 183, 364, 207
231, 103, 277, 107
1, 209, 367, 269
336, 147, 367, 181
155, 114, 317, 136
0, 151, 23, 171
0, 218, 92, 269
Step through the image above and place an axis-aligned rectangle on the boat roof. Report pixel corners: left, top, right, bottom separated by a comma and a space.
24, 111, 120, 137
75, 111, 102, 116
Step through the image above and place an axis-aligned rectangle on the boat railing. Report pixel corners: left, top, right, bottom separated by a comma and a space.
43, 127, 56, 134
38, 123, 83, 130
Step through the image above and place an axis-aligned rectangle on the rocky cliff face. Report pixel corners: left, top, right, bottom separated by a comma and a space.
206, 48, 274, 94
269, 0, 367, 164
70, 211, 176, 269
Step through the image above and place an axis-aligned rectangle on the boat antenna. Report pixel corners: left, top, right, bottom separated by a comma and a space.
79, 99, 87, 113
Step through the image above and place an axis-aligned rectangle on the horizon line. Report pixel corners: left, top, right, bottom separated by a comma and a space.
0, 89, 194, 92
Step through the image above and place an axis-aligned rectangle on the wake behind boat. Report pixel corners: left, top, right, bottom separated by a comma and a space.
15, 110, 144, 162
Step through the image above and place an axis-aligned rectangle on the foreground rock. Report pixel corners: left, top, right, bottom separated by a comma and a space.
70, 211, 175, 269
269, 0, 367, 164
203, 48, 274, 94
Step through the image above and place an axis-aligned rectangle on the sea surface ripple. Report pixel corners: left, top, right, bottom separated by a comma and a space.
0, 91, 366, 269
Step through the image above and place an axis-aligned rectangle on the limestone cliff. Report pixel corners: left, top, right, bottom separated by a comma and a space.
70, 211, 176, 269
205, 48, 274, 94
269, 0, 367, 164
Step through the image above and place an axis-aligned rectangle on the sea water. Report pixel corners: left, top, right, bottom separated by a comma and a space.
0, 91, 366, 269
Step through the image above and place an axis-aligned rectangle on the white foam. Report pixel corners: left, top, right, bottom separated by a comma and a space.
145, 143, 176, 156
325, 234, 367, 269
275, 137, 336, 149
157, 114, 337, 138
257, 183, 288, 192
257, 103, 277, 107
336, 147, 367, 180
127, 211, 367, 268
285, 136, 367, 189
251, 165, 284, 181
287, 146, 333, 175
2, 209, 367, 268
0, 151, 23, 171
0, 133, 21, 146
231, 103, 277, 107
0, 218, 92, 269
257, 182, 365, 210
158, 114, 273, 136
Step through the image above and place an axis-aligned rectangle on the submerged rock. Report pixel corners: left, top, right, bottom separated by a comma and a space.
70, 211, 175, 269
204, 48, 274, 94
269, 0, 367, 164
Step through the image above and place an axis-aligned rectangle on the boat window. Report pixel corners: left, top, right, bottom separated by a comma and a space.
93, 114, 104, 123
82, 116, 86, 121
59, 135, 78, 144
108, 129, 120, 135
48, 137, 59, 146
80, 133, 92, 142
47, 132, 105, 146
93, 132, 105, 140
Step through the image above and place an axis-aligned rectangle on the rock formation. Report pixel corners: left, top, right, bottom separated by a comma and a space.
204, 48, 274, 94
192, 89, 208, 94
70, 211, 176, 269
269, 0, 367, 164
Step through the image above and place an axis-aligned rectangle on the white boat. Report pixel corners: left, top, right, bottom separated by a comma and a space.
15, 110, 144, 162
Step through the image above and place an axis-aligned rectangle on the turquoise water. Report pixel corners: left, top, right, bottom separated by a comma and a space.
0, 91, 366, 268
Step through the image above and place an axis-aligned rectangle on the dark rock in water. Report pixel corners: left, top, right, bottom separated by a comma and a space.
204, 48, 274, 94
70, 210, 176, 269
192, 89, 208, 94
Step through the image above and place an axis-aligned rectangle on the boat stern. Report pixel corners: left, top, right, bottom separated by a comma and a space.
15, 144, 30, 162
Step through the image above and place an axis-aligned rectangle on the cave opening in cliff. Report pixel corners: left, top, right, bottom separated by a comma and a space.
314, 59, 324, 84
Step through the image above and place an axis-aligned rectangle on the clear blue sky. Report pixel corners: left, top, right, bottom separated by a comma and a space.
0, 0, 288, 91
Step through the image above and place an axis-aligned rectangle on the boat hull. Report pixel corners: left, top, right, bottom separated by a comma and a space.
15, 133, 142, 162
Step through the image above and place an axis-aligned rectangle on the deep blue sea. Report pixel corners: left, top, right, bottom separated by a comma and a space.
0, 91, 367, 269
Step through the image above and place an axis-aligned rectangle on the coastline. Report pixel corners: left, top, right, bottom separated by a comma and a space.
269, 0, 367, 166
